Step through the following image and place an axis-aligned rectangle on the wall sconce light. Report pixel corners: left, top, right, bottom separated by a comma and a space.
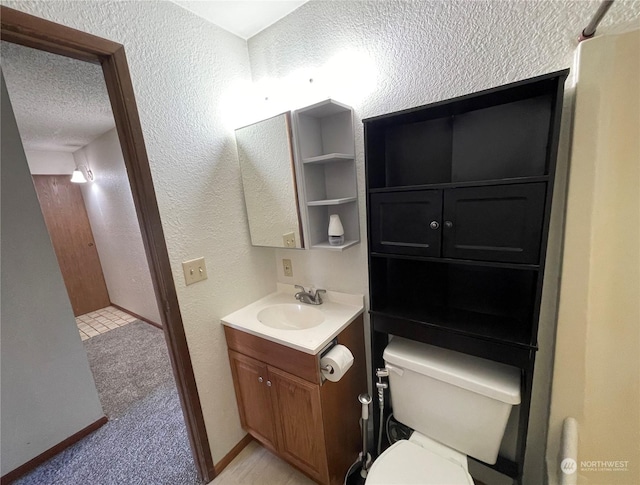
70, 165, 94, 184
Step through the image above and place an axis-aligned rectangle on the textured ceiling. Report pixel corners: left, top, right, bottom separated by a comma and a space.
173, 0, 308, 39
0, 41, 115, 153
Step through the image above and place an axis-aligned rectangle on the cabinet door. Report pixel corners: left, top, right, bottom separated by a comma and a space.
442, 183, 546, 263
370, 190, 442, 256
228, 350, 279, 451
268, 366, 329, 484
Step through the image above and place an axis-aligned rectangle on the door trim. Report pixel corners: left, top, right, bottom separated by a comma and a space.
1, 6, 215, 482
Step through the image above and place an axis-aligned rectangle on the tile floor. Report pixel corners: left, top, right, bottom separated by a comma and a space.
76, 305, 137, 340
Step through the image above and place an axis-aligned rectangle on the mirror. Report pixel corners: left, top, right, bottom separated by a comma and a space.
235, 112, 304, 248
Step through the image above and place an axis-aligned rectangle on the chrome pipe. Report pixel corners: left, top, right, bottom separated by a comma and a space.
580, 1, 615, 41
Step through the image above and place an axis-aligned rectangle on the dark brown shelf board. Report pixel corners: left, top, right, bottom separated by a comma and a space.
370, 308, 535, 350
368, 175, 549, 193
370, 252, 540, 271
371, 311, 536, 368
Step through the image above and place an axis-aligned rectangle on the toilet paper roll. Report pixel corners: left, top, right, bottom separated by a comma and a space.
320, 344, 354, 382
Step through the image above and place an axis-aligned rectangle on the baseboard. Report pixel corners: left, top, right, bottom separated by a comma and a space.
214, 434, 253, 475
110, 303, 162, 329
1, 416, 108, 484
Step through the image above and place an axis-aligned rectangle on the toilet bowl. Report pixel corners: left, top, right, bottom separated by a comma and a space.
364, 337, 521, 484
366, 432, 474, 485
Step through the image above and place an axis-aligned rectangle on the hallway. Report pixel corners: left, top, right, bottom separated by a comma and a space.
14, 322, 198, 485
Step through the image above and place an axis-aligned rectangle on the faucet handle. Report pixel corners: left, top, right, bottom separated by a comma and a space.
294, 284, 307, 293
314, 289, 326, 304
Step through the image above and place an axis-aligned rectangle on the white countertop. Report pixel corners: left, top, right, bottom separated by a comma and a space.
221, 283, 364, 355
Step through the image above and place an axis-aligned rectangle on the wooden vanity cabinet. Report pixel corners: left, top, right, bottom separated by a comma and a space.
225, 315, 366, 485
227, 351, 279, 452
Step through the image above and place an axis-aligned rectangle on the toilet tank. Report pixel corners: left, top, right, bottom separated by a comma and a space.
383, 337, 520, 465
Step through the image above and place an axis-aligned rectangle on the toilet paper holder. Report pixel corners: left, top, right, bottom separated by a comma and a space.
319, 339, 354, 383
319, 338, 338, 382
321, 363, 335, 374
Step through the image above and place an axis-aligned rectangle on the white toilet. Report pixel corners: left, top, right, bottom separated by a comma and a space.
366, 337, 521, 485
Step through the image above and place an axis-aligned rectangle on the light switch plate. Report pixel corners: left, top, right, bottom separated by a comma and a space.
283, 232, 296, 248
282, 259, 293, 277
182, 257, 208, 286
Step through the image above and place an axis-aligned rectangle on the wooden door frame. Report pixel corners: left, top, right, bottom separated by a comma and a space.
0, 6, 215, 482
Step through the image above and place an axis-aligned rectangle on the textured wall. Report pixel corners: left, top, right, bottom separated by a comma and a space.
1, 73, 104, 475
247, 2, 640, 484
3, 0, 277, 464
76, 129, 162, 325
548, 30, 640, 485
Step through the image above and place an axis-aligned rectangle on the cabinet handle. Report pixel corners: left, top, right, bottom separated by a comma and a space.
429, 221, 440, 230
266, 380, 272, 387
258, 376, 263, 383
444, 220, 453, 229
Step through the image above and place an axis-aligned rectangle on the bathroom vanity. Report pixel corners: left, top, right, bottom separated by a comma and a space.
222, 286, 366, 485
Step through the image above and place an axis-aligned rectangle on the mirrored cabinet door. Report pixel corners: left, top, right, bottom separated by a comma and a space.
235, 112, 304, 249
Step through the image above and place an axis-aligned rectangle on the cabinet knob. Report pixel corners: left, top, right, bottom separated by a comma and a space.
266, 380, 272, 387
444, 220, 453, 229
258, 376, 263, 383
429, 221, 440, 230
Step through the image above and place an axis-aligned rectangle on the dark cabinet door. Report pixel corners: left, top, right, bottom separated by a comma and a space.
442, 183, 546, 263
370, 190, 442, 256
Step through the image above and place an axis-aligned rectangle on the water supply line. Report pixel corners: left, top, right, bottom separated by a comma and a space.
579, 1, 615, 42
358, 393, 372, 476
375, 367, 389, 456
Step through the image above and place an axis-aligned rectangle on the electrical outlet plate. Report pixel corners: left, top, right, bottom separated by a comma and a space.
182, 257, 208, 286
283, 232, 296, 248
282, 258, 293, 277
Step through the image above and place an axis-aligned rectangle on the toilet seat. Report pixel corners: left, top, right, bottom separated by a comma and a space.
366, 440, 474, 485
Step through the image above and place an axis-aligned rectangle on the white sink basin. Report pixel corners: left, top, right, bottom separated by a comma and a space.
257, 304, 325, 330
221, 284, 364, 354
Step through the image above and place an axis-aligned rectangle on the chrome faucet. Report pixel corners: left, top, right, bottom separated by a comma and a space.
294, 285, 326, 305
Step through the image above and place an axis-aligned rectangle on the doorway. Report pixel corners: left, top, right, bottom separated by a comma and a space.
0, 6, 214, 483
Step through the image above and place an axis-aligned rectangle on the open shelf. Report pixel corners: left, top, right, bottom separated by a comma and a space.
303, 153, 353, 164
370, 308, 531, 348
365, 95, 554, 190
369, 257, 538, 347
307, 197, 357, 206
294, 99, 360, 249
311, 239, 359, 251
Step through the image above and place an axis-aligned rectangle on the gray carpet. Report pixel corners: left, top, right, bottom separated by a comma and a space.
15, 321, 200, 485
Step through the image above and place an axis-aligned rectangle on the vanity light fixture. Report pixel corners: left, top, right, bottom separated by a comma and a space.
70, 164, 94, 183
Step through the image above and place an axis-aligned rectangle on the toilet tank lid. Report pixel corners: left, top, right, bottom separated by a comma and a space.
383, 338, 521, 405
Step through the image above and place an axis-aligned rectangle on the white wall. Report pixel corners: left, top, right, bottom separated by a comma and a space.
24, 149, 76, 174
75, 129, 162, 324
1, 72, 104, 475
247, 2, 640, 484
547, 29, 640, 485
3, 0, 277, 464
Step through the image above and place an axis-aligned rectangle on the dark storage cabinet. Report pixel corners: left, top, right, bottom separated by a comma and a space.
364, 70, 569, 485
371, 183, 546, 263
